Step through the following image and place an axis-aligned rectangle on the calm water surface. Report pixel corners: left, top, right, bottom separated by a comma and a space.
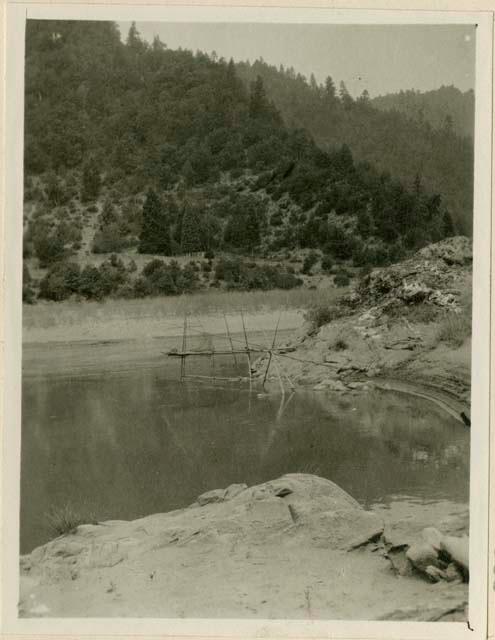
21, 335, 469, 553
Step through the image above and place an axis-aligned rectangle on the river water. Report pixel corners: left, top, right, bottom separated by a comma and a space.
21, 333, 470, 553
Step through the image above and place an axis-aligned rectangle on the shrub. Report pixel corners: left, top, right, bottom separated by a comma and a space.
22, 264, 35, 304
143, 258, 166, 278
270, 211, 284, 227
334, 273, 350, 287
140, 258, 199, 296
34, 232, 66, 268
98, 257, 128, 295
46, 503, 96, 537
302, 251, 319, 275
133, 276, 153, 298
38, 262, 81, 301
321, 254, 334, 273
272, 271, 303, 290
204, 249, 215, 260
214, 257, 243, 283
305, 304, 341, 328
78, 265, 106, 300
332, 338, 348, 351
92, 225, 129, 254
436, 312, 471, 347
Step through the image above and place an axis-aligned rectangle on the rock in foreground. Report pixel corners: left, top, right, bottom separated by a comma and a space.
19, 474, 467, 620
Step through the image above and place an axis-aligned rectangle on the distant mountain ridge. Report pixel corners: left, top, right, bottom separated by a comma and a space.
235, 61, 474, 234
371, 85, 475, 140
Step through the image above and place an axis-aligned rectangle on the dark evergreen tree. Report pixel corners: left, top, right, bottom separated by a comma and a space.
100, 199, 117, 228
339, 81, 354, 110
81, 158, 101, 202
181, 204, 203, 253
249, 75, 269, 119
139, 188, 172, 255
324, 76, 336, 101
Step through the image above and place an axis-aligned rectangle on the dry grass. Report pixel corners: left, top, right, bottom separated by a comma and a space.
436, 312, 471, 348
46, 503, 97, 537
23, 287, 343, 331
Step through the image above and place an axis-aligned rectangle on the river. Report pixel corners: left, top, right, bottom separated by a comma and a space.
21, 332, 470, 553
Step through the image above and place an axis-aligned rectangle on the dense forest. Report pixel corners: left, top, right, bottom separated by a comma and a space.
235, 61, 474, 233
372, 85, 474, 140
22, 20, 472, 302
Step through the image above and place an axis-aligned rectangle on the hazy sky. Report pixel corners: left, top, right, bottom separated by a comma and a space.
118, 22, 476, 97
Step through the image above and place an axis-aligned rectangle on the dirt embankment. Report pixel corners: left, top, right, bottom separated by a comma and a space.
255, 237, 473, 412
19, 473, 468, 621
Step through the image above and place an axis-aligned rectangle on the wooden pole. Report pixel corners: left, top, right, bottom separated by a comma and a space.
180, 313, 187, 381
271, 310, 282, 350
240, 310, 252, 390
262, 351, 273, 390
224, 314, 238, 367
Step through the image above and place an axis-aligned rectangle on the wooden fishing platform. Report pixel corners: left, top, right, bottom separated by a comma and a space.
167, 311, 296, 393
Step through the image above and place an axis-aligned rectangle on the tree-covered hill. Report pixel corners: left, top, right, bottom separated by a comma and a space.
371, 85, 474, 140
23, 20, 465, 302
235, 60, 474, 234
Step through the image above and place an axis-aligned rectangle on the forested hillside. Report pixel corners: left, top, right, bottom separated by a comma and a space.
235, 60, 474, 233
23, 21, 466, 302
372, 85, 474, 140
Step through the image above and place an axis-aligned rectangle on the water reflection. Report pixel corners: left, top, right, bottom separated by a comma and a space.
21, 344, 469, 553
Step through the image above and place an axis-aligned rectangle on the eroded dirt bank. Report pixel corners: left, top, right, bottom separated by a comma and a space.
20, 474, 467, 620
254, 237, 472, 412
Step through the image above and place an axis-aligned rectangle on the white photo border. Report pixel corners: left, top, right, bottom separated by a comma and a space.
2, 4, 492, 639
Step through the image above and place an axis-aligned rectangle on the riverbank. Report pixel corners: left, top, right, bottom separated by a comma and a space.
19, 474, 468, 620
253, 237, 472, 410
22, 287, 341, 344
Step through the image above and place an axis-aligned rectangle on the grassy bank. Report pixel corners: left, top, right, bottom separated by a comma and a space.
23, 286, 345, 344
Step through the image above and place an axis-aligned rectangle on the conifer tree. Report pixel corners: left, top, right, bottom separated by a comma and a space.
81, 157, 101, 202
325, 76, 336, 101
249, 75, 269, 119
339, 81, 354, 111
139, 188, 172, 255
181, 204, 203, 254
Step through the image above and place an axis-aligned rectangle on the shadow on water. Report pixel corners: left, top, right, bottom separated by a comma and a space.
20, 337, 469, 553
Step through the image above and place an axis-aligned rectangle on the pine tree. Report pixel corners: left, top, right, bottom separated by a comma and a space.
181, 204, 203, 254
325, 76, 336, 101
100, 199, 117, 228
249, 75, 269, 119
81, 157, 101, 202
358, 89, 370, 106
339, 81, 354, 111
126, 22, 145, 52
139, 188, 172, 255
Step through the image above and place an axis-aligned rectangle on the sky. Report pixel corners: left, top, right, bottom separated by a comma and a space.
118, 22, 476, 98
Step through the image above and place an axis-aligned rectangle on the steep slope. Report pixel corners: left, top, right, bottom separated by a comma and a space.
23, 20, 461, 305
236, 60, 474, 234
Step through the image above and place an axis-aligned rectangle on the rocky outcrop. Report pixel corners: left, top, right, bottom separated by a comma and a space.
255, 238, 472, 406
19, 474, 468, 621
346, 236, 471, 314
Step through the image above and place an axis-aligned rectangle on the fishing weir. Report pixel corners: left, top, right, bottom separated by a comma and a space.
167, 312, 296, 393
